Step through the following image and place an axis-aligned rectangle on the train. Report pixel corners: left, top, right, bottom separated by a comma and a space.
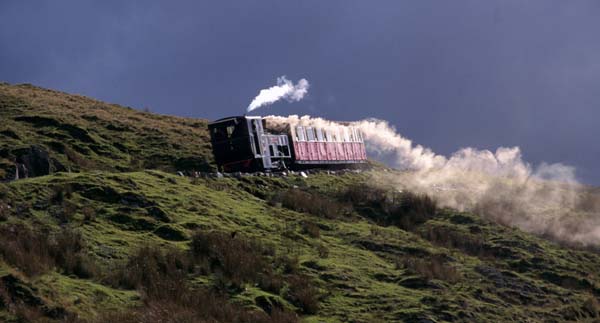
208, 116, 367, 172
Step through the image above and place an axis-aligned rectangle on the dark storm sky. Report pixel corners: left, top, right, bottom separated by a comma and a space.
1, 1, 599, 184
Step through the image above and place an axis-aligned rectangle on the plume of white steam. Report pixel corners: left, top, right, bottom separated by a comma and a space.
266, 115, 600, 246
247, 76, 310, 113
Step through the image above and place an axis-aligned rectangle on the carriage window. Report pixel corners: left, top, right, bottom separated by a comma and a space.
348, 128, 355, 142
306, 127, 316, 141
296, 126, 306, 141
342, 128, 350, 142
356, 130, 363, 142
316, 128, 324, 141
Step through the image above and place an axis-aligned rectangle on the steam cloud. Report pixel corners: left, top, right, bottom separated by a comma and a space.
247, 76, 310, 113
267, 115, 600, 246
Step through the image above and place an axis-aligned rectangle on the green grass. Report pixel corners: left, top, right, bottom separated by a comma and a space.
3, 170, 600, 321
33, 273, 140, 320
0, 83, 214, 180
1, 82, 600, 322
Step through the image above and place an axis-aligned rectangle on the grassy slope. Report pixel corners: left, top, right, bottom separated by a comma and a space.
0, 82, 213, 180
1, 82, 600, 322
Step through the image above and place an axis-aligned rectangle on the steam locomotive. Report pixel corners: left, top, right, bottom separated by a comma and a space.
208, 116, 367, 172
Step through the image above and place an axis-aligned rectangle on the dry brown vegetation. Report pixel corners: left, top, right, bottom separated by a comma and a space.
0, 216, 316, 320
100, 244, 298, 323
420, 225, 491, 258
0, 201, 8, 222
397, 254, 460, 283
100, 230, 319, 320
87, 296, 298, 323
342, 184, 438, 230
190, 231, 320, 314
0, 224, 97, 278
270, 188, 352, 219
301, 220, 320, 238
190, 230, 273, 288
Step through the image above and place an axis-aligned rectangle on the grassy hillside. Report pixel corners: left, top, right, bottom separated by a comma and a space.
1, 83, 600, 322
0, 82, 213, 180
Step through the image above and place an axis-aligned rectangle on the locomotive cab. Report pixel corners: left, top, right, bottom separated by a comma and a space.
208, 116, 291, 172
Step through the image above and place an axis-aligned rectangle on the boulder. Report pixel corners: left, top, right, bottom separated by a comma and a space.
13, 145, 65, 178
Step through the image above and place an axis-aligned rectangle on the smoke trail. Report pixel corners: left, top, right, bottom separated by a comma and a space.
247, 76, 310, 113
267, 115, 600, 246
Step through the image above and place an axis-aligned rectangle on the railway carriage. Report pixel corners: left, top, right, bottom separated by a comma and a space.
208, 116, 367, 172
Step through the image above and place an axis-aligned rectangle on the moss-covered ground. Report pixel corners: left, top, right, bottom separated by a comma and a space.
1, 82, 600, 322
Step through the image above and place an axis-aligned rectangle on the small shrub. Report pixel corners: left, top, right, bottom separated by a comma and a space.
105, 245, 191, 300
188, 230, 320, 316
343, 184, 388, 206
301, 220, 320, 238
583, 295, 600, 318
0, 224, 54, 276
50, 185, 72, 205
89, 288, 296, 323
81, 206, 96, 223
128, 158, 143, 171
51, 229, 99, 279
0, 225, 98, 278
257, 269, 285, 294
421, 225, 489, 258
47, 185, 78, 224
286, 274, 320, 314
275, 255, 300, 275
50, 187, 64, 205
0, 202, 8, 222
369, 226, 383, 237
270, 189, 351, 219
205, 180, 229, 191
60, 200, 78, 223
342, 184, 437, 231
64, 147, 94, 169
397, 254, 460, 283
389, 192, 437, 230
102, 242, 298, 323
316, 244, 329, 259
14, 202, 32, 218
0, 185, 8, 199
190, 231, 272, 288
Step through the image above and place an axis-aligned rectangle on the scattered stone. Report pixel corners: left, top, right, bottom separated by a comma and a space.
13, 145, 66, 178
